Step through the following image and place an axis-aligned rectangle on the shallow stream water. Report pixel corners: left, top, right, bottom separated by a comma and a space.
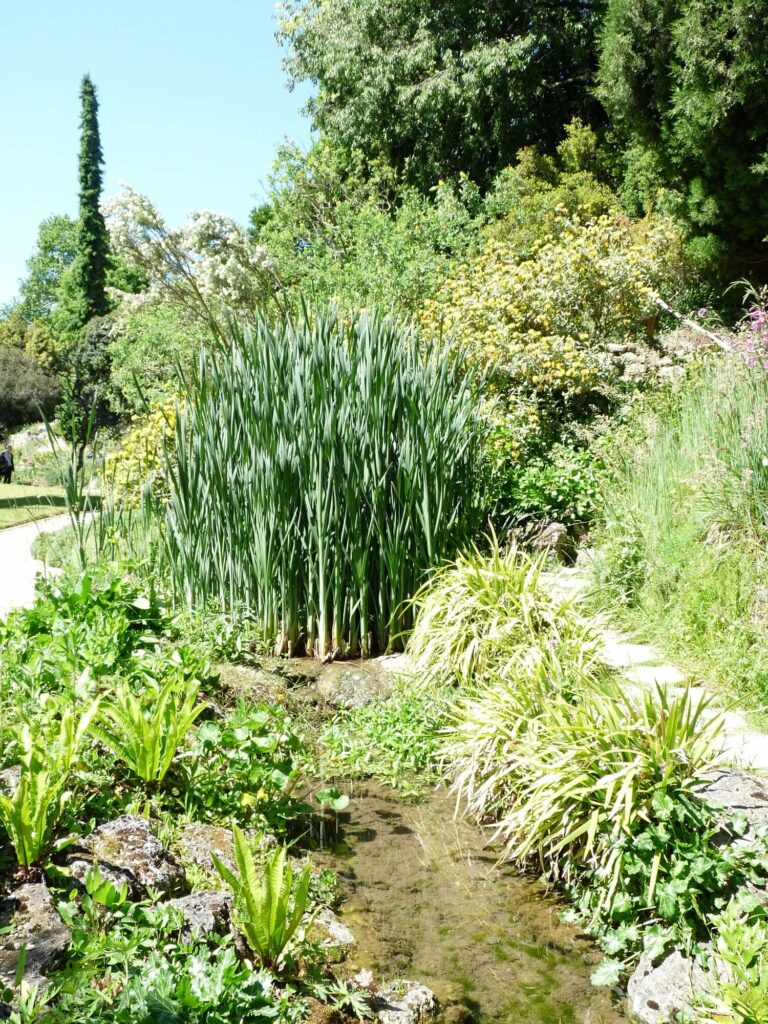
312, 782, 624, 1024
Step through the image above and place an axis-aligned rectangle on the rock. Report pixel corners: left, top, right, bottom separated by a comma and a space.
695, 769, 768, 842
627, 951, 707, 1024
314, 661, 393, 710
529, 522, 576, 564
312, 907, 355, 959
0, 766, 20, 793
63, 816, 186, 899
375, 981, 438, 1024
165, 891, 233, 941
0, 884, 71, 992
176, 823, 237, 877
215, 663, 290, 705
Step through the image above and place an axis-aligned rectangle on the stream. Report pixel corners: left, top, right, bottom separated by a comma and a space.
311, 782, 624, 1024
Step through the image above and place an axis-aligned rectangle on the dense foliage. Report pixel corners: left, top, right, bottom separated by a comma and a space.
279, 0, 604, 189
598, 0, 768, 253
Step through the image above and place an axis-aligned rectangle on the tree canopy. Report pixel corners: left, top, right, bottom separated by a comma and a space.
279, 0, 604, 190
598, 0, 768, 252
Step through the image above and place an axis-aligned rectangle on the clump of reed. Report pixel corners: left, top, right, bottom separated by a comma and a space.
163, 306, 485, 658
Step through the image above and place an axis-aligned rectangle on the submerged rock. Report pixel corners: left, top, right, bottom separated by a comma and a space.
627, 951, 707, 1024
0, 883, 71, 993
166, 891, 233, 941
375, 981, 438, 1024
63, 816, 186, 899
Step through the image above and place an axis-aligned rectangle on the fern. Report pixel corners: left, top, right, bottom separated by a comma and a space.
0, 705, 98, 868
92, 677, 205, 784
213, 827, 312, 968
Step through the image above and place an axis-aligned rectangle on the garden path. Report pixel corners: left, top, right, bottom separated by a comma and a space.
544, 564, 768, 773
0, 513, 71, 619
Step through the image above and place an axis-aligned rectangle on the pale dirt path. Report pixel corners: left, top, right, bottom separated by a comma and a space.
544, 564, 768, 773
0, 514, 72, 619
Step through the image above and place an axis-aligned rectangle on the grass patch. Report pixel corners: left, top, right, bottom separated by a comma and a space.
0, 483, 67, 528
592, 355, 768, 718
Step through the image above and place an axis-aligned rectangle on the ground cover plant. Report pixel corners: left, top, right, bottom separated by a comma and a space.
161, 305, 485, 659
0, 567, 361, 1023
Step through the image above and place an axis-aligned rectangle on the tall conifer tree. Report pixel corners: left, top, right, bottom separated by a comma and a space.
59, 75, 110, 335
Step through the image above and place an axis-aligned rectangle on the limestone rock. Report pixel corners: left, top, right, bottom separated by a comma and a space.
627, 951, 707, 1024
312, 907, 355, 960
528, 522, 576, 564
695, 769, 768, 840
375, 981, 438, 1024
0, 883, 71, 992
176, 822, 237, 876
0, 766, 20, 793
166, 891, 233, 941
63, 816, 186, 899
314, 661, 393, 710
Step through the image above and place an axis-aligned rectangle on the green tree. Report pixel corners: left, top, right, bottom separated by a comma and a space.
598, 0, 768, 255
18, 215, 78, 323
279, 0, 604, 191
56, 75, 110, 338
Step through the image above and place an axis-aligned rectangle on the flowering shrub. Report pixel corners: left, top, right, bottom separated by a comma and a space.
105, 396, 180, 508
421, 211, 687, 406
102, 186, 276, 327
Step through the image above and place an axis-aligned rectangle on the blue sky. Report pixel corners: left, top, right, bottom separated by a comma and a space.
0, 0, 313, 306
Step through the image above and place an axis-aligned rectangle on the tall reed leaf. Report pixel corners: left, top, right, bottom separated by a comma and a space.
163, 307, 484, 657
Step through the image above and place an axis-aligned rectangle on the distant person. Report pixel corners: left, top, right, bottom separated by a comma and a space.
0, 445, 14, 484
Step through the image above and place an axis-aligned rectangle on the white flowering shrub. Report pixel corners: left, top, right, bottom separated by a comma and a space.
102, 185, 277, 326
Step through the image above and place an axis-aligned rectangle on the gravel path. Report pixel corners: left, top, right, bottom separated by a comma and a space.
0, 514, 71, 619
545, 564, 768, 773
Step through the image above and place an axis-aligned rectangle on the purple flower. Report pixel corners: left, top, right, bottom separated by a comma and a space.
697, 307, 708, 319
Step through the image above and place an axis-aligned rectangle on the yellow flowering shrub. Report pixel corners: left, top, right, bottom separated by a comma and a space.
105, 396, 181, 508
421, 211, 687, 404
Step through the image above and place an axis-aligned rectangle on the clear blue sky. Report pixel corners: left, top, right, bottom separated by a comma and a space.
0, 0, 313, 307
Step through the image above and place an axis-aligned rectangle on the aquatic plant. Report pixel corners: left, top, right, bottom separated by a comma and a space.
163, 306, 484, 657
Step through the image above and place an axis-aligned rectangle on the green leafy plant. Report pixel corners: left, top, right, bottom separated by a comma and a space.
0, 704, 97, 869
177, 706, 306, 831
212, 828, 312, 969
492, 685, 722, 890
697, 895, 768, 1024
92, 676, 205, 785
322, 681, 448, 791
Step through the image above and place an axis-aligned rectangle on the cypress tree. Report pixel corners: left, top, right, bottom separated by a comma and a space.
60, 75, 110, 334
56, 75, 115, 456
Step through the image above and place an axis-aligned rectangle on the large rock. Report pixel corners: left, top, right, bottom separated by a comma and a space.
375, 981, 438, 1024
311, 907, 355, 961
63, 816, 186, 899
627, 951, 708, 1024
0, 884, 71, 992
175, 823, 237, 877
694, 769, 768, 849
314, 661, 393, 710
165, 891, 233, 941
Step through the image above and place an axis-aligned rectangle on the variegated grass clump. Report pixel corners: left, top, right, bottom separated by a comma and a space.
406, 536, 598, 686
163, 306, 484, 658
406, 542, 723, 902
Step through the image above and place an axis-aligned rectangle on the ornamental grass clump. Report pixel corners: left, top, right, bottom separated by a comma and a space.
406, 536, 597, 686
163, 307, 484, 658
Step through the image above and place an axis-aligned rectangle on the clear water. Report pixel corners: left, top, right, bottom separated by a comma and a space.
311, 782, 624, 1024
